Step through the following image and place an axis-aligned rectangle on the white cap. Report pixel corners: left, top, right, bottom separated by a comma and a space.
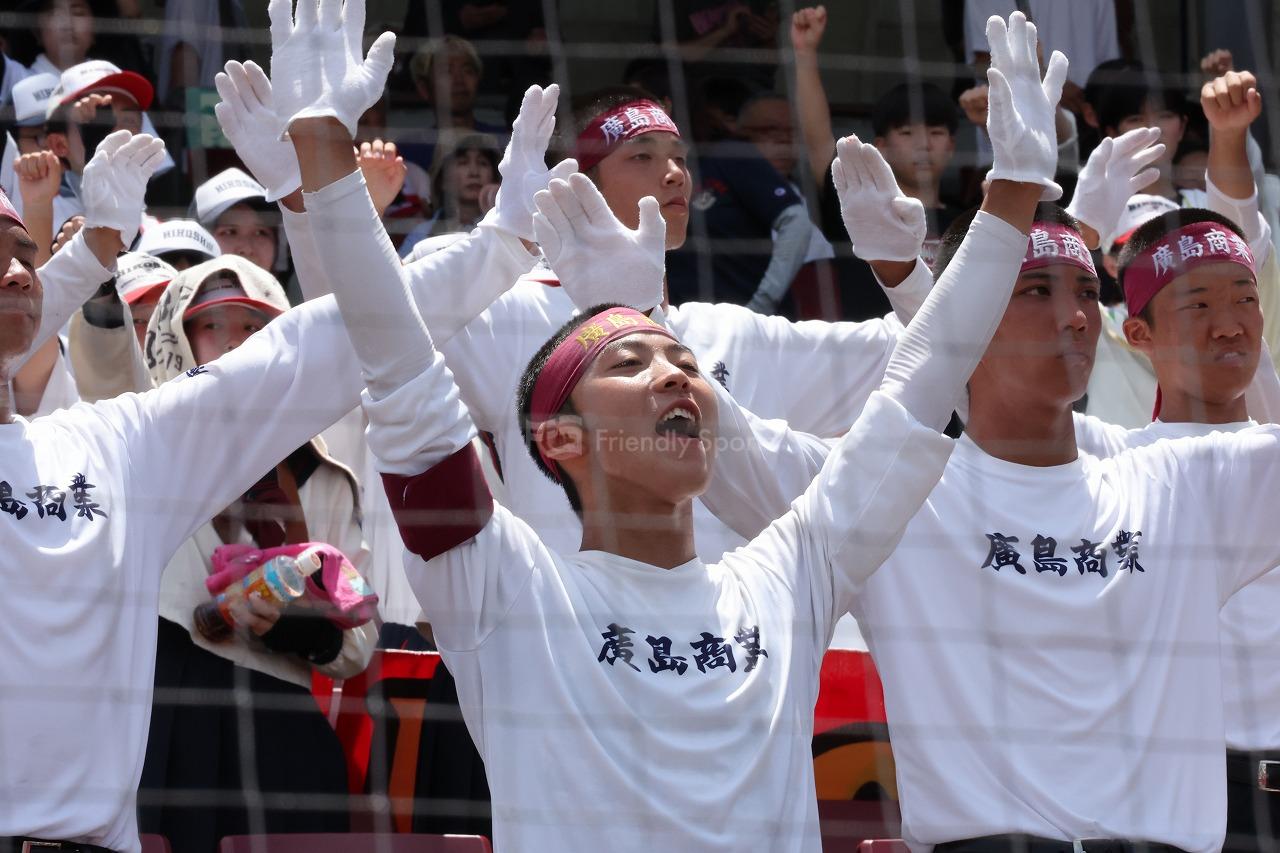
12, 73, 59, 127
136, 219, 221, 261
191, 168, 268, 225
46, 59, 155, 119
1104, 194, 1183, 254
114, 252, 178, 305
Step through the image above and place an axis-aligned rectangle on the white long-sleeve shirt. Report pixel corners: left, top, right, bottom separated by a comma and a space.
296, 172, 919, 566
363, 353, 952, 852
305, 166, 1057, 850
0, 296, 361, 852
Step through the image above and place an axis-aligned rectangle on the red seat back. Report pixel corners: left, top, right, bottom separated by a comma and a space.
218, 833, 491, 852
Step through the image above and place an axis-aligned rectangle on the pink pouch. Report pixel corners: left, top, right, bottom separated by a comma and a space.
207, 542, 379, 629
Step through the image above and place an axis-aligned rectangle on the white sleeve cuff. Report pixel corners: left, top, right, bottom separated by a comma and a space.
1206, 172, 1273, 267
875, 257, 933, 326
361, 352, 477, 476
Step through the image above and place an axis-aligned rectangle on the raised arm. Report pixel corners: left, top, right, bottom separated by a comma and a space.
26, 131, 165, 361
829, 134, 931, 322
727, 13, 1063, 635
1202, 69, 1272, 266
272, 0, 537, 652
789, 5, 836, 187
213, 56, 566, 342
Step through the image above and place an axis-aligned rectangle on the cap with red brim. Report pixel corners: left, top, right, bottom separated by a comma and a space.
183, 275, 284, 322
47, 60, 155, 118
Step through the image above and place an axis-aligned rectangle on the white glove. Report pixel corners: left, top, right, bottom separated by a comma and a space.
831, 134, 927, 262
488, 83, 578, 241
532, 172, 666, 312
267, 0, 396, 137
80, 130, 166, 246
1065, 126, 1164, 245
214, 60, 301, 201
984, 12, 1068, 200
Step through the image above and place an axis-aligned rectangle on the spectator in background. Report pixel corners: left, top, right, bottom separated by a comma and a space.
657, 0, 781, 91
191, 167, 281, 273
1083, 59, 1191, 203
963, 0, 1124, 117
135, 258, 374, 852
398, 36, 506, 175
10, 71, 58, 155
402, 0, 549, 108
113, 250, 177, 349
666, 78, 811, 315
869, 83, 964, 264
43, 59, 175, 211
10, 0, 96, 77
398, 133, 500, 256
153, 0, 248, 109
1173, 137, 1209, 201
789, 5, 960, 319
136, 218, 221, 270
622, 58, 675, 111
6, 0, 152, 80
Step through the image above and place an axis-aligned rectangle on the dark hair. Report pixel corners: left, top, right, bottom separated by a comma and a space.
560, 85, 663, 163
429, 133, 500, 214
872, 82, 959, 138
516, 302, 630, 513
569, 85, 662, 139
933, 203, 1084, 277
1116, 208, 1246, 325
1085, 59, 1187, 135
622, 59, 674, 102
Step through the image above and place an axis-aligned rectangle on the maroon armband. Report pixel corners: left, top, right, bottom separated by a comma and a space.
381, 444, 494, 561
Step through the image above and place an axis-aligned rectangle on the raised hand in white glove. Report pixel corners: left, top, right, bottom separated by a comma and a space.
267, 0, 396, 137
214, 60, 301, 201
488, 84, 578, 241
532, 172, 666, 312
80, 130, 166, 246
1065, 126, 1163, 248
984, 11, 1068, 200
831, 134, 927, 262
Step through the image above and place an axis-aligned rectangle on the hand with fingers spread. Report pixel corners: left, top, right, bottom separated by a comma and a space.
831, 134, 927, 262
1065, 127, 1164, 248
267, 0, 396, 137
488, 83, 578, 241
532, 172, 666, 312
214, 60, 302, 201
983, 11, 1068, 199
357, 138, 407, 217
80, 130, 167, 246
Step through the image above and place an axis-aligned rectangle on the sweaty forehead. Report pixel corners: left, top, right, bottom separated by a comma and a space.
1168, 260, 1257, 291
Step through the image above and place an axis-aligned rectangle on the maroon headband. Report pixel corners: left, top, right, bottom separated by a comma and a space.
574, 99, 680, 171
1124, 221, 1256, 317
1022, 222, 1097, 277
530, 307, 678, 480
0, 189, 26, 232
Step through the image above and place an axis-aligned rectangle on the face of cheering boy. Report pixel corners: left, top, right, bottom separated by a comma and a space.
1123, 261, 1261, 420
0, 221, 42, 375
539, 332, 719, 509
590, 132, 691, 251
970, 261, 1102, 412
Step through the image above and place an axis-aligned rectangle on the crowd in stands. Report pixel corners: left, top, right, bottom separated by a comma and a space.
3, 1, 1280, 852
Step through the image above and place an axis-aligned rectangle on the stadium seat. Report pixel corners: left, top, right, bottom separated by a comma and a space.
139, 834, 172, 853
857, 840, 911, 853
217, 833, 491, 852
